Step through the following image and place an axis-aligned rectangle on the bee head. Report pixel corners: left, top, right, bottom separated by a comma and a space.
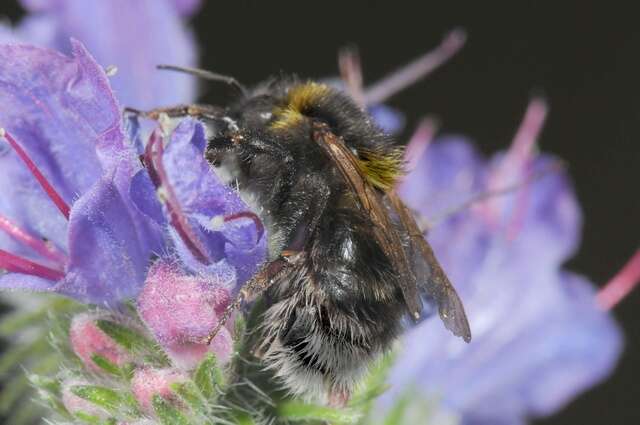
269, 81, 405, 191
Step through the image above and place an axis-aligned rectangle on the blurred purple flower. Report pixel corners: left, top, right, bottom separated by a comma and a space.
374, 100, 624, 424
4, 0, 201, 109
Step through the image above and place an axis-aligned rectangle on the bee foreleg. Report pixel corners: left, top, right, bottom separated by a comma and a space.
204, 250, 305, 345
123, 104, 224, 121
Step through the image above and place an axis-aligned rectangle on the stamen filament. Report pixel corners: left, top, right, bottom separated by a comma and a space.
505, 98, 548, 169
597, 250, 640, 310
403, 117, 439, 174
339, 46, 365, 107
0, 128, 70, 219
480, 98, 548, 227
364, 29, 467, 105
0, 248, 64, 281
142, 132, 161, 187
224, 211, 265, 241
504, 98, 548, 239
0, 214, 67, 264
149, 130, 211, 264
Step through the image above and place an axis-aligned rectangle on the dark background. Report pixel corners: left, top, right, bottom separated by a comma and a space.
2, 1, 639, 423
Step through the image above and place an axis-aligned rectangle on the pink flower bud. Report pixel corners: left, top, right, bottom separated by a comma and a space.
69, 312, 131, 372
137, 261, 234, 369
131, 367, 188, 414
61, 379, 109, 420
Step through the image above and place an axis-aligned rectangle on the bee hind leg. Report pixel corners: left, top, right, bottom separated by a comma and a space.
204, 250, 305, 345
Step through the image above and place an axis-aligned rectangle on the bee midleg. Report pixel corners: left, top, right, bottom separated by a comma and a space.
205, 250, 304, 344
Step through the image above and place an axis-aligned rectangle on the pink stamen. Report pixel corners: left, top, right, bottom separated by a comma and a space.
0, 214, 67, 265
0, 128, 70, 219
339, 46, 365, 107
504, 98, 548, 171
402, 117, 439, 174
142, 133, 161, 187
597, 250, 640, 310
481, 98, 548, 227
504, 99, 548, 239
364, 28, 467, 105
149, 130, 210, 264
0, 248, 64, 281
224, 211, 265, 241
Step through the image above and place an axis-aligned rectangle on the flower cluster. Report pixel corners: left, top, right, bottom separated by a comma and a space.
0, 1, 636, 425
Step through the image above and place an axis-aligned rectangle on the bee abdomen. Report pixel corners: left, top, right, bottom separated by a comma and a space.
259, 268, 402, 403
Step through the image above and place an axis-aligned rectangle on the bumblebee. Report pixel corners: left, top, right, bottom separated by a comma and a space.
135, 68, 471, 405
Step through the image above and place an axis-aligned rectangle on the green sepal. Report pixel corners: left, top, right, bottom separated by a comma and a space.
232, 315, 247, 354
194, 353, 224, 399
28, 374, 71, 419
231, 410, 257, 425
28, 374, 61, 396
278, 401, 362, 424
73, 411, 103, 425
95, 319, 153, 352
70, 385, 139, 416
90, 354, 122, 377
152, 394, 193, 425
170, 381, 206, 416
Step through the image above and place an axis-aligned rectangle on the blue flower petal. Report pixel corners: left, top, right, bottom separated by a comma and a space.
0, 41, 126, 259
0, 41, 123, 200
163, 120, 246, 218
222, 217, 267, 287
18, 0, 56, 12
168, 0, 202, 15
63, 164, 164, 306
130, 170, 166, 226
504, 156, 582, 266
368, 104, 405, 135
398, 137, 485, 222
0, 148, 68, 258
157, 119, 266, 283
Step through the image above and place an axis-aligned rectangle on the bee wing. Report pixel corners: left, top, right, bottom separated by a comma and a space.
386, 190, 472, 342
311, 124, 423, 319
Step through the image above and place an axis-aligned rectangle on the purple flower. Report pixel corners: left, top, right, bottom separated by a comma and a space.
0, 41, 163, 305
0, 43, 265, 307
374, 99, 624, 424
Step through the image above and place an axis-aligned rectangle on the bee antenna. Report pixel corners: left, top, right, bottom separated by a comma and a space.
156, 64, 248, 97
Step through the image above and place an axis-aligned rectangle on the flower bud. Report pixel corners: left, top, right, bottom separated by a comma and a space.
131, 367, 188, 414
61, 379, 110, 420
69, 312, 131, 373
138, 261, 234, 369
